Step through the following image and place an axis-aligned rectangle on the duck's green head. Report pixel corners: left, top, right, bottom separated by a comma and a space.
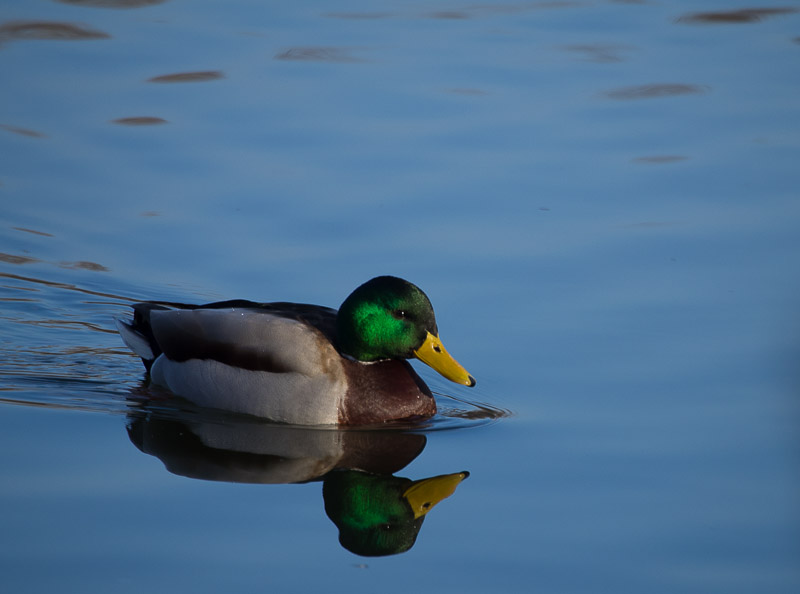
336, 276, 475, 387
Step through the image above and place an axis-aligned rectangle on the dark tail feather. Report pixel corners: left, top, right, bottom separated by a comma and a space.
115, 303, 169, 372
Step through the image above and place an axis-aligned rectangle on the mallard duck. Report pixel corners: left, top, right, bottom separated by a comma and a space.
116, 276, 475, 425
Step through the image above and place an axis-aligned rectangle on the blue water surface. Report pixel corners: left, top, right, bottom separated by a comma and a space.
1, 1, 799, 593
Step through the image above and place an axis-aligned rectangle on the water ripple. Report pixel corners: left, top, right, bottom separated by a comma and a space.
54, 0, 167, 8
677, 8, 798, 25
604, 83, 708, 100
0, 20, 110, 43
147, 71, 225, 83
111, 117, 168, 126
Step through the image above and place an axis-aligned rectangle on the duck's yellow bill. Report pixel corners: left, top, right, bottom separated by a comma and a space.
403, 471, 470, 519
414, 331, 476, 387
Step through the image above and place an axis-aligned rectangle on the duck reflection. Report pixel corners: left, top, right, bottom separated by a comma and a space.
126, 406, 468, 556
323, 469, 468, 556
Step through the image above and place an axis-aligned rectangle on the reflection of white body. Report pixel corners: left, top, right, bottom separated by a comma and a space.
168, 420, 347, 483
128, 412, 427, 484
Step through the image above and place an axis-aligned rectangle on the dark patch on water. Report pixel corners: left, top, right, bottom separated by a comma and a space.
12, 227, 54, 237
0, 124, 46, 138
55, 0, 167, 7
147, 71, 224, 83
0, 20, 110, 43
59, 261, 110, 272
604, 83, 708, 99
563, 44, 635, 63
0, 252, 40, 265
275, 47, 364, 63
111, 117, 168, 126
677, 7, 798, 24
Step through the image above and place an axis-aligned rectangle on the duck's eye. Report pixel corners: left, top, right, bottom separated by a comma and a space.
392, 310, 407, 320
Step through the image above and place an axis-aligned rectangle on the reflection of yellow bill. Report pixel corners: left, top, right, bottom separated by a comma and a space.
413, 331, 476, 387
403, 472, 470, 519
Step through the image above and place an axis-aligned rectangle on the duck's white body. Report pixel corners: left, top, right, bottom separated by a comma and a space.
119, 307, 348, 424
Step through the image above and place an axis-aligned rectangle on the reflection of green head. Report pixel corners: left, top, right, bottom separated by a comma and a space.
322, 469, 469, 557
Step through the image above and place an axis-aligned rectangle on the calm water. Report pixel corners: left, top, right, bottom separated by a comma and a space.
2, 1, 799, 592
